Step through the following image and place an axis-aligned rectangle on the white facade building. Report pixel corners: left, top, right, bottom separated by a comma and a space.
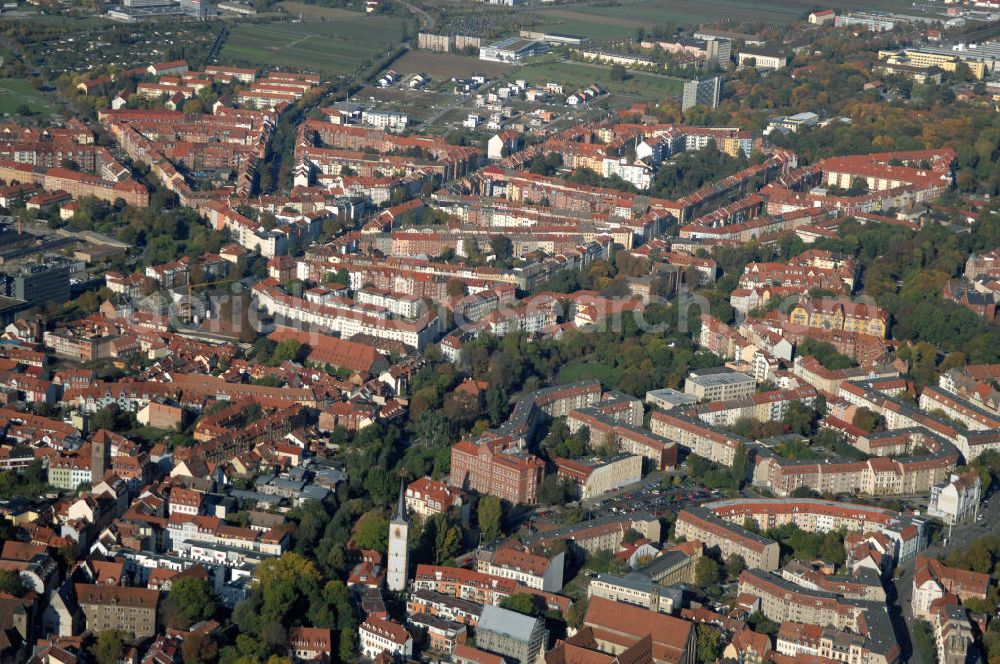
928, 471, 981, 526
359, 618, 413, 659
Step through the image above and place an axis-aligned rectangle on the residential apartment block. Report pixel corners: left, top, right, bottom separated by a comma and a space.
911, 557, 990, 619
75, 584, 160, 638
675, 507, 780, 571
554, 454, 644, 500
788, 297, 889, 339
477, 542, 565, 593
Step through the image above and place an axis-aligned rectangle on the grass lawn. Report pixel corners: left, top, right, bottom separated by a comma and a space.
221, 16, 407, 76
391, 50, 512, 79
0, 79, 54, 116
355, 85, 454, 123
127, 426, 172, 445
558, 360, 621, 384
514, 60, 682, 100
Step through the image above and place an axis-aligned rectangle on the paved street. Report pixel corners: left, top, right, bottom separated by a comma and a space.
889, 488, 997, 661
922, 488, 999, 558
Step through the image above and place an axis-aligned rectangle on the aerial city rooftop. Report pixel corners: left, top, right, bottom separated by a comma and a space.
0, 1, 996, 664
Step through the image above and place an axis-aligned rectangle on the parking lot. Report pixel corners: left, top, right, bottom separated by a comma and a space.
590, 480, 717, 516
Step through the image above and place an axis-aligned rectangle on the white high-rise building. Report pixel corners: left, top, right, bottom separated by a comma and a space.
682, 76, 722, 112
387, 482, 410, 591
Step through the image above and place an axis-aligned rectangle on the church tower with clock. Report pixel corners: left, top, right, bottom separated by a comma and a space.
387, 480, 410, 592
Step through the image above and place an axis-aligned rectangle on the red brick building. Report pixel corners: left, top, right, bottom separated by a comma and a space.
449, 434, 544, 504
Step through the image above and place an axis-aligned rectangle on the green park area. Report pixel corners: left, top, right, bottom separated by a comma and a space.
0, 78, 54, 116
515, 59, 682, 101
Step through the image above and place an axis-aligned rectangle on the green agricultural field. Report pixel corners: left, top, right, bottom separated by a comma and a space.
0, 13, 110, 29
515, 59, 682, 101
0, 79, 54, 116
525, 11, 638, 40
220, 16, 408, 76
529, 0, 913, 37
277, 1, 364, 19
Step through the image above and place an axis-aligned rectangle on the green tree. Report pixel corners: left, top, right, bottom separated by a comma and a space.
477, 496, 503, 542
783, 401, 818, 436
747, 611, 780, 637
331, 268, 350, 286
91, 404, 130, 432
911, 620, 936, 664
537, 475, 575, 505
353, 511, 389, 551
489, 235, 514, 264
724, 554, 746, 579
852, 407, 886, 433
485, 386, 508, 426
91, 631, 126, 664
694, 556, 721, 586
566, 597, 588, 629
696, 624, 722, 663
446, 278, 466, 298
797, 338, 856, 370
364, 467, 399, 507
256, 552, 321, 589
272, 339, 304, 365
181, 632, 218, 664
166, 577, 217, 627
500, 592, 546, 616
339, 628, 358, 661
0, 569, 26, 596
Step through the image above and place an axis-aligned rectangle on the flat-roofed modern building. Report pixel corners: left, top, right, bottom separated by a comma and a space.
646, 388, 699, 411
475, 605, 548, 664
682, 77, 722, 112
683, 368, 755, 402
480, 38, 549, 63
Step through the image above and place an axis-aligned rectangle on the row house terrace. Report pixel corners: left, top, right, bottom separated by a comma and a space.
252, 279, 440, 350
674, 151, 795, 223
680, 207, 829, 244
478, 166, 678, 221
0, 158, 147, 207
166, 514, 289, 564
200, 202, 319, 258
738, 568, 865, 631
567, 406, 678, 470
704, 497, 901, 532
752, 450, 957, 497
693, 386, 818, 428
414, 564, 519, 605
817, 148, 955, 192
835, 379, 1000, 461
739, 262, 853, 294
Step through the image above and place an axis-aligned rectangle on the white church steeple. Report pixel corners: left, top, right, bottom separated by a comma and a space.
387, 479, 410, 592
